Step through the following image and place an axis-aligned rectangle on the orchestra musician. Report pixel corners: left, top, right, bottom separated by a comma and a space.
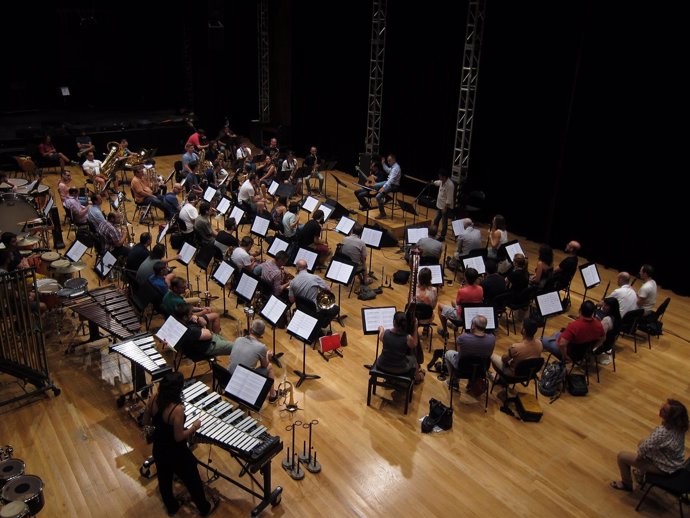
182, 142, 200, 177
376, 311, 424, 383
236, 141, 254, 171
431, 169, 454, 241
0, 249, 46, 315
186, 128, 208, 150
161, 276, 221, 333
260, 250, 291, 299
340, 224, 371, 285
81, 151, 107, 192
183, 161, 204, 197
193, 202, 217, 248
98, 212, 130, 259
257, 155, 277, 198
263, 137, 279, 160
38, 135, 78, 172
296, 210, 330, 265
174, 303, 234, 359
75, 130, 95, 158
355, 161, 385, 211
57, 170, 74, 204
289, 259, 339, 329
63, 187, 90, 225
375, 154, 402, 220
281, 150, 297, 184
237, 172, 266, 214
131, 165, 175, 221
304, 146, 324, 196
228, 319, 280, 403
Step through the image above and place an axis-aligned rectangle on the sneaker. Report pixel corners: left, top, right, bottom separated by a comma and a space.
597, 354, 612, 365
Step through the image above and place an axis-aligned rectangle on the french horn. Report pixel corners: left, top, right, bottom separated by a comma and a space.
316, 288, 336, 310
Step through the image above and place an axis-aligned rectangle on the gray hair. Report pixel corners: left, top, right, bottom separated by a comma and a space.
251, 319, 266, 337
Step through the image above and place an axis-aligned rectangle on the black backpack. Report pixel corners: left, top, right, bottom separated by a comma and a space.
566, 374, 588, 396
539, 362, 565, 397
422, 398, 453, 433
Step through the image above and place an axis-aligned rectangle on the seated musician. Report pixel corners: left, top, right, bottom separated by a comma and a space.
238, 172, 265, 213
437, 267, 483, 339
215, 217, 239, 252
480, 258, 507, 305
126, 232, 152, 274
270, 197, 287, 233
281, 150, 297, 183
444, 314, 496, 387
260, 250, 291, 299
355, 161, 385, 211
529, 244, 554, 289
184, 161, 204, 197
75, 130, 95, 158
161, 276, 221, 332
186, 128, 208, 150
63, 187, 90, 226
263, 137, 279, 159
417, 267, 438, 310
416, 225, 443, 264
98, 212, 130, 259
163, 183, 183, 213
230, 236, 260, 275
376, 154, 402, 220
376, 311, 424, 383
282, 203, 300, 239
452, 219, 481, 265
178, 193, 199, 238
193, 202, 217, 248
130, 165, 175, 221
296, 210, 330, 265
289, 259, 338, 328
236, 141, 254, 171
228, 319, 280, 403
506, 253, 529, 294
340, 223, 371, 284
541, 300, 605, 362
1, 232, 30, 272
148, 261, 171, 296
57, 170, 73, 204
87, 194, 106, 228
175, 303, 234, 358
38, 135, 77, 171
135, 244, 179, 288
491, 318, 542, 378
0, 249, 11, 275
143, 372, 220, 517
257, 155, 277, 198
81, 151, 106, 192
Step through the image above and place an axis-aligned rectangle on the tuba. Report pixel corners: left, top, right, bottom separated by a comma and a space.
316, 288, 336, 310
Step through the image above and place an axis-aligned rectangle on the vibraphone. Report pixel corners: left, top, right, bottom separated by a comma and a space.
181, 380, 283, 516
63, 285, 141, 352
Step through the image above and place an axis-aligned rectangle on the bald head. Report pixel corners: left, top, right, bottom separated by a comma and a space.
471, 315, 488, 332
617, 272, 630, 286
566, 241, 581, 254
295, 259, 308, 272
463, 218, 473, 229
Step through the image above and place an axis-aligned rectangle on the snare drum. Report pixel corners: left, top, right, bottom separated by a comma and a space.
1, 475, 44, 515
50, 259, 71, 284
0, 459, 24, 489
0, 501, 30, 518
64, 278, 88, 292
38, 252, 60, 276
37, 281, 61, 310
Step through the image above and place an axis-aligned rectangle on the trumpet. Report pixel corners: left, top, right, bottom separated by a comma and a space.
316, 288, 336, 310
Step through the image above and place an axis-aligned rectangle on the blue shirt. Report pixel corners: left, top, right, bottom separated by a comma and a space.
382, 161, 402, 190
148, 274, 169, 296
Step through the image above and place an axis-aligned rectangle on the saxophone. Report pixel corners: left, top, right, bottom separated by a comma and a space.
406, 248, 423, 364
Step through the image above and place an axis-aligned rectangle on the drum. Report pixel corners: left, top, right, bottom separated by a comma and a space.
0, 501, 30, 518
37, 281, 61, 310
33, 185, 51, 210
0, 459, 24, 489
64, 278, 88, 292
5, 178, 28, 188
38, 252, 60, 276
0, 194, 41, 236
50, 259, 71, 284
1, 476, 43, 515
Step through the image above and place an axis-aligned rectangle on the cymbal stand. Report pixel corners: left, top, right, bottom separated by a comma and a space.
299, 419, 321, 473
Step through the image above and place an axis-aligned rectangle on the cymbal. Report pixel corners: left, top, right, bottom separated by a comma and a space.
55, 261, 87, 274
17, 236, 40, 245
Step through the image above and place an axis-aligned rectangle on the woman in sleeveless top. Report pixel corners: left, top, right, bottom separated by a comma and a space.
487, 214, 508, 259
375, 311, 423, 382
530, 244, 554, 289
416, 267, 438, 309
144, 372, 218, 516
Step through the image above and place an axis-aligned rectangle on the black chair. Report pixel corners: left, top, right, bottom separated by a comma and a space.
131, 187, 154, 225
564, 339, 599, 387
505, 286, 538, 335
490, 356, 545, 402
174, 345, 216, 379
620, 308, 645, 352
137, 279, 165, 330
415, 303, 435, 351
450, 355, 491, 412
638, 297, 670, 349
636, 465, 690, 518
211, 359, 232, 393
367, 367, 414, 415
592, 320, 621, 381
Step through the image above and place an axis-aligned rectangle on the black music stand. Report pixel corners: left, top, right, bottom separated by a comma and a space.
331, 172, 347, 204
250, 215, 271, 262
397, 198, 419, 229
292, 247, 318, 273
362, 225, 383, 280
275, 182, 295, 200
224, 364, 273, 411
535, 291, 565, 338
287, 310, 320, 388
259, 295, 288, 368
324, 256, 357, 327
300, 195, 319, 215
211, 261, 236, 319
579, 262, 601, 302
334, 215, 356, 237
177, 242, 197, 286
164, 168, 176, 189
95, 251, 117, 280
293, 167, 310, 201
361, 306, 397, 369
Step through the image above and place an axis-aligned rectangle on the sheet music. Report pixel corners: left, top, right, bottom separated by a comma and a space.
212, 261, 235, 285
419, 264, 444, 285
463, 306, 496, 330
156, 316, 188, 347
216, 197, 231, 215
320, 204, 334, 222
407, 227, 428, 244
66, 240, 88, 262
451, 219, 465, 237
236, 273, 258, 300
287, 310, 318, 342
179, 243, 197, 265
302, 196, 319, 213
260, 295, 288, 326
335, 216, 355, 235
95, 251, 117, 276
203, 186, 216, 202
268, 237, 289, 256
268, 181, 279, 196
505, 241, 525, 262
537, 291, 563, 317
326, 260, 354, 284
581, 263, 600, 288
157, 223, 170, 244
225, 364, 269, 409
229, 206, 244, 225
362, 227, 383, 248
294, 248, 318, 271
43, 197, 54, 216
462, 255, 486, 275
251, 216, 270, 237
362, 307, 397, 334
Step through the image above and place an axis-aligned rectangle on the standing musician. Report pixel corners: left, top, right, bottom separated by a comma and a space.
143, 372, 220, 517
355, 161, 385, 211
304, 146, 324, 196
131, 165, 175, 221
98, 212, 130, 259
431, 169, 454, 241
181, 143, 200, 177
376, 311, 424, 383
186, 128, 208, 150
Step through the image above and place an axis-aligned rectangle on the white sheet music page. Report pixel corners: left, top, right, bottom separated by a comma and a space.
156, 316, 188, 348
67, 240, 88, 262
179, 243, 197, 264
451, 219, 465, 237
335, 216, 355, 235
326, 260, 354, 284
236, 273, 258, 300
268, 181, 279, 196
260, 295, 288, 325
203, 186, 216, 202
462, 255, 486, 275
537, 291, 563, 317
287, 310, 318, 341
225, 365, 266, 407
229, 206, 245, 225
294, 248, 317, 270
302, 196, 319, 213
407, 227, 428, 244
581, 263, 600, 288
268, 237, 289, 256
251, 216, 270, 237
505, 242, 525, 262
212, 261, 235, 285
362, 307, 397, 333
419, 264, 444, 285
464, 306, 496, 330
362, 227, 383, 248
216, 197, 231, 215
96, 251, 117, 276
320, 204, 334, 222
158, 223, 170, 243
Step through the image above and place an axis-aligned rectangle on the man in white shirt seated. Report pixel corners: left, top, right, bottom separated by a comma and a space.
637, 264, 657, 314
238, 172, 265, 213
82, 151, 106, 191
606, 272, 638, 317
178, 193, 199, 236
231, 236, 260, 275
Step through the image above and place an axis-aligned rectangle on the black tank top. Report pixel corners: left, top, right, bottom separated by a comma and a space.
152, 403, 185, 450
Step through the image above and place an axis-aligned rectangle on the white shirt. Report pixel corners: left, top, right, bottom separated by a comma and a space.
231, 247, 253, 269
282, 158, 296, 172
179, 203, 199, 234
238, 179, 255, 204
638, 279, 657, 313
609, 284, 638, 317
82, 158, 103, 175
433, 179, 455, 209
236, 147, 251, 160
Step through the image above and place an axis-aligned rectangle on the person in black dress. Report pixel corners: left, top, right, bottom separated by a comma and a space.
375, 311, 424, 383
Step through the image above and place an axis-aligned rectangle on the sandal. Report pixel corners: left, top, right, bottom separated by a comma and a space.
610, 481, 632, 492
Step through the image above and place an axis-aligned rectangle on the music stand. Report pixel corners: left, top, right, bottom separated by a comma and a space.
501, 240, 525, 264
301, 195, 319, 214
287, 309, 320, 387
397, 198, 419, 229
267, 180, 280, 197
353, 182, 377, 225
235, 272, 259, 314
267, 236, 290, 258
535, 291, 565, 337
292, 247, 318, 273
293, 167, 310, 201
250, 215, 271, 262
177, 242, 197, 286
325, 257, 357, 327
211, 260, 236, 318
157, 221, 171, 248
215, 197, 231, 216
224, 364, 273, 411
362, 225, 383, 280
164, 168, 176, 189
275, 182, 295, 200
462, 304, 498, 332
331, 173, 347, 204
65, 239, 88, 263
334, 215, 356, 236
451, 218, 465, 238
228, 205, 245, 230
361, 306, 396, 368
95, 251, 117, 280
579, 262, 601, 302
462, 254, 486, 275
259, 295, 288, 367
456, 248, 487, 284
203, 186, 217, 203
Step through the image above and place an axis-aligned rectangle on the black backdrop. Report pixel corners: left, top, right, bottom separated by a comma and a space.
4, 1, 681, 295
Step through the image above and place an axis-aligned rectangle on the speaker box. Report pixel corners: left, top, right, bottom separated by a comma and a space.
324, 198, 351, 220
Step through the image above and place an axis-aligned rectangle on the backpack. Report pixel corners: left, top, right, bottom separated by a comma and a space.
539, 362, 565, 397
566, 373, 588, 396
421, 398, 453, 433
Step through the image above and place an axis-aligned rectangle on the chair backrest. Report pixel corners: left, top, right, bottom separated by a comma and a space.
456, 355, 490, 381
654, 297, 671, 320
138, 278, 164, 309
415, 302, 434, 321
512, 356, 545, 379
621, 308, 644, 334
14, 155, 37, 175
295, 294, 317, 315
567, 339, 599, 363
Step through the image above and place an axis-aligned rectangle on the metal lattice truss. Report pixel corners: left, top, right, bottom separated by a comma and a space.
258, 0, 270, 123
451, 0, 487, 196
364, 0, 387, 157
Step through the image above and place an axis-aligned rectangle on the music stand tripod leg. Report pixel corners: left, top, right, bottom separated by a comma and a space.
293, 341, 320, 388
271, 325, 284, 368
335, 284, 347, 327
